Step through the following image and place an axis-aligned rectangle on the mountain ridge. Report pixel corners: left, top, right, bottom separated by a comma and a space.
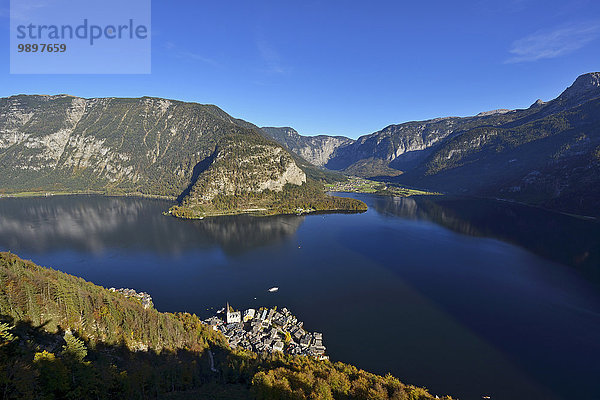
2, 73, 598, 217
260, 126, 354, 167
261, 73, 600, 217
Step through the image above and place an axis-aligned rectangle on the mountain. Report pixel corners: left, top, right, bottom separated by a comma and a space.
3, 74, 597, 216
261, 126, 354, 166
0, 252, 454, 400
0, 95, 365, 216
394, 72, 600, 216
268, 73, 600, 217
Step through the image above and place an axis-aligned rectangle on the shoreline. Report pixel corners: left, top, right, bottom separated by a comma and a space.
1, 188, 594, 222
0, 190, 177, 201
167, 203, 367, 220
0, 189, 368, 219
325, 177, 443, 197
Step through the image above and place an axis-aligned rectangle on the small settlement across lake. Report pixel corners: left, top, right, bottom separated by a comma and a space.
204, 303, 327, 359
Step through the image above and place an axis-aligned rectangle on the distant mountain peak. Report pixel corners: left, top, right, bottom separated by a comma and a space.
558, 72, 600, 101
572, 72, 600, 87
530, 99, 546, 108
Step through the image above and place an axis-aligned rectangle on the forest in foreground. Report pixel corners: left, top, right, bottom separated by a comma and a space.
0, 252, 453, 400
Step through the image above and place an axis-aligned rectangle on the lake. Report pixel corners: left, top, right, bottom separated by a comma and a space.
0, 193, 598, 400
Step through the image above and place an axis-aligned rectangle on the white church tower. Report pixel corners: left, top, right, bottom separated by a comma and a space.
226, 302, 241, 324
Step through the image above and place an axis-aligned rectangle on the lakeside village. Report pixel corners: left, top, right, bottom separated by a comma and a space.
109, 288, 327, 359
204, 303, 328, 359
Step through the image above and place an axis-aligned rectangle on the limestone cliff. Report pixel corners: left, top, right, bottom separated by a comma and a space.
261, 126, 353, 166
183, 136, 306, 205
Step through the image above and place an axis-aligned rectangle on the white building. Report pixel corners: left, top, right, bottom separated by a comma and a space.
243, 308, 256, 322
226, 303, 241, 324
273, 341, 284, 352
260, 308, 268, 321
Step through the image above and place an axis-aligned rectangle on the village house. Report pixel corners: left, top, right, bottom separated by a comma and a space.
243, 308, 255, 322
226, 303, 241, 324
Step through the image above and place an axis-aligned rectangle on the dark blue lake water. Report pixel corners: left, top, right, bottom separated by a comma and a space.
0, 193, 598, 400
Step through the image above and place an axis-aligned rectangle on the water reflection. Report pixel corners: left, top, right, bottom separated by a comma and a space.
371, 195, 600, 279
0, 196, 304, 255
195, 214, 304, 254
2, 194, 598, 275
0, 194, 599, 400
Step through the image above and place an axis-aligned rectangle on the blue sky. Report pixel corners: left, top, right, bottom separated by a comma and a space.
1, 0, 599, 138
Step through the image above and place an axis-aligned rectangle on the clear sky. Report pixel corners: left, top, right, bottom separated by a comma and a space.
0, 0, 599, 138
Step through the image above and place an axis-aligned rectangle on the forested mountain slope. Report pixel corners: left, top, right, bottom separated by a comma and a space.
0, 252, 452, 400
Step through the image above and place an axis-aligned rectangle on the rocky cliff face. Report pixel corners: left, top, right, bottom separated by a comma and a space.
325, 117, 468, 174
184, 136, 306, 205
0, 95, 307, 202
261, 127, 354, 166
